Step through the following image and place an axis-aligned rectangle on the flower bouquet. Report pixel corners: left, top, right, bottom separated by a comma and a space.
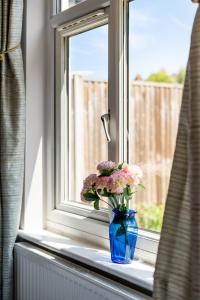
81, 161, 144, 264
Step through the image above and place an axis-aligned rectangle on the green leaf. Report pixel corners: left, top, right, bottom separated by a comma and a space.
103, 187, 109, 197
84, 192, 99, 202
99, 170, 114, 176
97, 188, 111, 198
119, 204, 128, 212
123, 187, 132, 201
123, 187, 127, 198
118, 162, 124, 170
94, 199, 100, 210
127, 185, 133, 196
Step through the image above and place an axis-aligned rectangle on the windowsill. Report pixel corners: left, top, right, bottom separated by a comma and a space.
18, 229, 154, 294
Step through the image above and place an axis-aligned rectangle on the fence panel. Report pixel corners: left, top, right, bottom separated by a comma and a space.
72, 75, 183, 206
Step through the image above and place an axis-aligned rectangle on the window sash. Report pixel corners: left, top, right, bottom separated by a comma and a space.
54, 0, 128, 217
54, 9, 109, 215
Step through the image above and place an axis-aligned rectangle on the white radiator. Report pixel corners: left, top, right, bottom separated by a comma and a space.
14, 242, 150, 300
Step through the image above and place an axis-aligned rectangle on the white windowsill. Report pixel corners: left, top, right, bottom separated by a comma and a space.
18, 229, 154, 293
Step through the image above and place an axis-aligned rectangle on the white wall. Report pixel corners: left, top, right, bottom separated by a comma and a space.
22, 0, 49, 230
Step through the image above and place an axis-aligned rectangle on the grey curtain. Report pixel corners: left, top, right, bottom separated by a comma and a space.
153, 3, 200, 300
0, 1, 25, 299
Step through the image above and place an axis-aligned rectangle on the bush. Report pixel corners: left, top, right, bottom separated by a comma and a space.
136, 203, 164, 232
176, 69, 186, 84
146, 70, 175, 84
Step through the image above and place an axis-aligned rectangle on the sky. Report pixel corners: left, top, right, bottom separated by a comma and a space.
69, 0, 197, 80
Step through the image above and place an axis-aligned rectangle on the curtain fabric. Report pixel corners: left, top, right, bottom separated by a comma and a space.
0, 1, 25, 299
153, 4, 200, 300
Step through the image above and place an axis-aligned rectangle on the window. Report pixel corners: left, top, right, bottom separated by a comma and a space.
128, 0, 196, 232
47, 0, 196, 261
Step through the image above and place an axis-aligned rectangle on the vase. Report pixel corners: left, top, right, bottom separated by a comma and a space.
109, 209, 138, 264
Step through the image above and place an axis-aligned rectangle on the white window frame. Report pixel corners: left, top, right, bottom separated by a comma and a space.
45, 0, 159, 265
55, 8, 110, 221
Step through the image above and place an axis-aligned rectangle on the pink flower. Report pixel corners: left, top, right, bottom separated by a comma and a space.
81, 174, 97, 201
96, 176, 110, 191
109, 167, 142, 194
83, 174, 97, 189
97, 161, 116, 174
123, 164, 143, 184
124, 164, 143, 177
109, 170, 127, 194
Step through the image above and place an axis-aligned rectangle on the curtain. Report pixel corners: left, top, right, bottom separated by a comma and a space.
0, 0, 25, 299
153, 3, 200, 300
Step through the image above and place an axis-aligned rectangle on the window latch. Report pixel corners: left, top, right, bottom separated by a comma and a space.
101, 113, 111, 143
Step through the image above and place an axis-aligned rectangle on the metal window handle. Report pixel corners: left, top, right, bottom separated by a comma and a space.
101, 113, 111, 142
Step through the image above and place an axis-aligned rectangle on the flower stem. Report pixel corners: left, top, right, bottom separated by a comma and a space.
109, 196, 117, 209
100, 198, 114, 209
96, 191, 114, 209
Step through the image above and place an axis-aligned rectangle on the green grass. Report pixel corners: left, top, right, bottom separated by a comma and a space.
136, 203, 164, 232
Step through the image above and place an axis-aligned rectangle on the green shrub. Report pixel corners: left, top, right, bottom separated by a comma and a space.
136, 203, 164, 232
146, 70, 175, 84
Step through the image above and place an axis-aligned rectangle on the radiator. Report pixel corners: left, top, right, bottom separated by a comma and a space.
14, 242, 150, 300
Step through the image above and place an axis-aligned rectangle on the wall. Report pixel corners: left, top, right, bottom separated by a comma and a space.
22, 0, 49, 230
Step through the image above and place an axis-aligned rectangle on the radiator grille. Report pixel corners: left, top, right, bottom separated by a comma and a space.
14, 242, 149, 300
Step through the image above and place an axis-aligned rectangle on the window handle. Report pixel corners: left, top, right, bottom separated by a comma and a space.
101, 113, 111, 142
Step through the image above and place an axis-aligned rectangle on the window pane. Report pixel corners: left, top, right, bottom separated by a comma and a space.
66, 25, 108, 205
61, 0, 86, 11
128, 0, 196, 231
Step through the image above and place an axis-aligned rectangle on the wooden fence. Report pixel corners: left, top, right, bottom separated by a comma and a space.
129, 81, 182, 206
71, 75, 183, 206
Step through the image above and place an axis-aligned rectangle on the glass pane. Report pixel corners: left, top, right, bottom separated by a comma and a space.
61, 0, 86, 11
128, 0, 196, 232
66, 25, 108, 205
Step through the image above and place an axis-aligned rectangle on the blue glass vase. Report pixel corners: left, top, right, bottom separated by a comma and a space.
109, 209, 138, 264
